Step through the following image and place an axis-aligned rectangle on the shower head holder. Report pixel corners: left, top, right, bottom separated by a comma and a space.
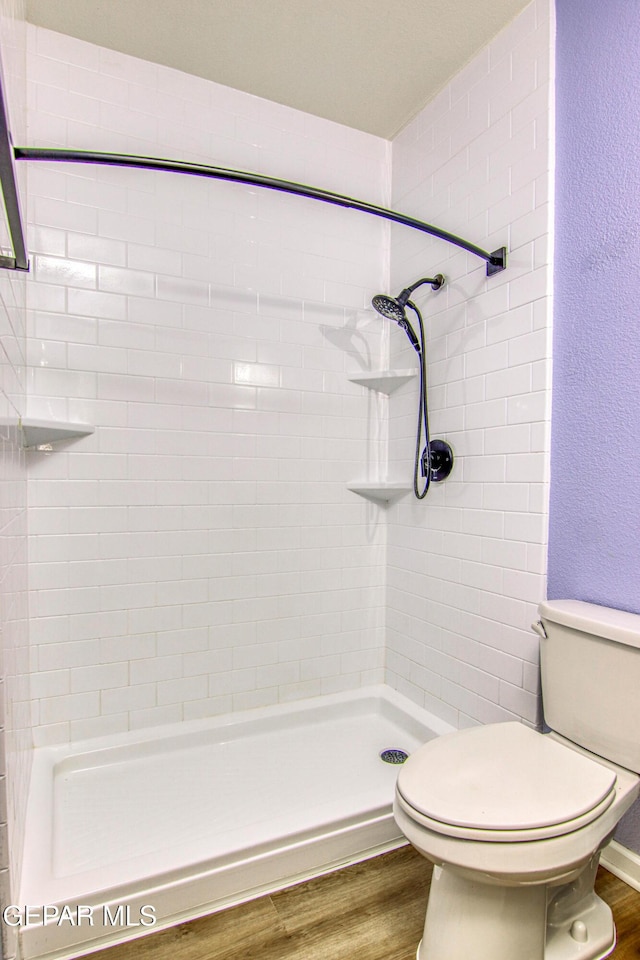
398, 274, 446, 303
371, 274, 445, 334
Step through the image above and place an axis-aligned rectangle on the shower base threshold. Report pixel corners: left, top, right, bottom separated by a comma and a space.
19, 684, 452, 960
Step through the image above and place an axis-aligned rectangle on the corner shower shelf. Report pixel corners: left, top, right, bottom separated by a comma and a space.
347, 482, 412, 504
18, 418, 95, 447
347, 369, 416, 502
347, 370, 416, 395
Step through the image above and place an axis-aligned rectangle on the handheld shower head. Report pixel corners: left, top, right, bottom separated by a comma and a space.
371, 295, 421, 352
371, 293, 407, 324
371, 274, 445, 352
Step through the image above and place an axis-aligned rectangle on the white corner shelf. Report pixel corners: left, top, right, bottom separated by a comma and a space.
347, 370, 416, 395
346, 368, 416, 502
18, 418, 95, 448
347, 482, 412, 504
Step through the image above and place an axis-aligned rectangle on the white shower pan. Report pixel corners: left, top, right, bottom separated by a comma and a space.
19, 685, 452, 960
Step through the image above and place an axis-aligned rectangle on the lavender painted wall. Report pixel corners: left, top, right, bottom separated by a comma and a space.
551, 0, 640, 852
549, 0, 640, 612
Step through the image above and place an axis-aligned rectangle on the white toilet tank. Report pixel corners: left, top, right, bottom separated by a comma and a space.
538, 599, 640, 773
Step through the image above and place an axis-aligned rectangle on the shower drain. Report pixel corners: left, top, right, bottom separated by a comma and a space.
379, 748, 409, 764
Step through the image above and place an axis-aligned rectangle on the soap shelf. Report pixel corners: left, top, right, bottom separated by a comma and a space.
347, 370, 416, 395
347, 482, 412, 504
347, 368, 416, 502
17, 418, 94, 448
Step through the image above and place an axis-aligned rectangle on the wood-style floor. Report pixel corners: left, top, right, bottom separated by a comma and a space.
88, 846, 640, 960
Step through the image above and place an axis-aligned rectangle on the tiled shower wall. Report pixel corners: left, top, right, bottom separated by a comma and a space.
385, 0, 553, 728
0, 0, 30, 944
25, 26, 391, 744
24, 1, 553, 749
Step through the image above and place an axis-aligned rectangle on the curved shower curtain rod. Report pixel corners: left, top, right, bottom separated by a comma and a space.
11, 146, 507, 277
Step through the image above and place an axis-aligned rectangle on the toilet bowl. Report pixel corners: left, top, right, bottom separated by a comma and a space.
395, 723, 639, 960
392, 600, 640, 960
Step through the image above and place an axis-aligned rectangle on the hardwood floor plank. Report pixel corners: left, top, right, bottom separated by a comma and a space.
269, 848, 432, 960
595, 868, 640, 960
86, 847, 640, 960
88, 895, 285, 960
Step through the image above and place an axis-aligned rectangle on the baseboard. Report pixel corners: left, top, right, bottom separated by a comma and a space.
600, 839, 640, 892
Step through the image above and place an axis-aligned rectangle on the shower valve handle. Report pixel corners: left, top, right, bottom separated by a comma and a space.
422, 440, 454, 482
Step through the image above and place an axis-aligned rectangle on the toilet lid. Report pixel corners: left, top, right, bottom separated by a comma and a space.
397, 723, 617, 833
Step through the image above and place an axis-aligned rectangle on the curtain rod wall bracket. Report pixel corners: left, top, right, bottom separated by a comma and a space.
0, 255, 29, 271
487, 247, 507, 276
12, 147, 508, 277
0, 85, 28, 271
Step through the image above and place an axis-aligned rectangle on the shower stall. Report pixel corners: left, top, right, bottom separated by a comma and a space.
19, 690, 451, 957
5, 97, 497, 960
0, 5, 554, 958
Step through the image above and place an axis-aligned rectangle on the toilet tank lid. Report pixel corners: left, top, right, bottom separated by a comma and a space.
540, 600, 640, 650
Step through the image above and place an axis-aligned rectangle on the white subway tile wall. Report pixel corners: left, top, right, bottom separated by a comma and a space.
385, 0, 553, 728
22, 1, 553, 754
25, 25, 390, 744
0, 2, 29, 954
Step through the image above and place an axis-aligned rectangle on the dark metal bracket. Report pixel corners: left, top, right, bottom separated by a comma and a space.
0, 80, 28, 271
8, 145, 508, 278
487, 246, 508, 276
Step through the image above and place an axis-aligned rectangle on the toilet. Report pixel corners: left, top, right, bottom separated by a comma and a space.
393, 600, 640, 960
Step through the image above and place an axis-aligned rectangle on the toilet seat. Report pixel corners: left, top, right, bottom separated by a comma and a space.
396, 722, 618, 843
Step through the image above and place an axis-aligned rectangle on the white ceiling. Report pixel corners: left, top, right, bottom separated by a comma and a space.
25, 0, 531, 139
